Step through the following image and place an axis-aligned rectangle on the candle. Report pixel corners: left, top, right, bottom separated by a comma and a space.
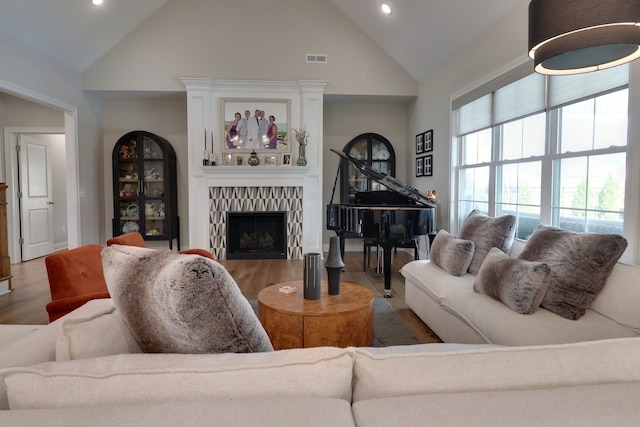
211, 132, 214, 152
204, 129, 206, 150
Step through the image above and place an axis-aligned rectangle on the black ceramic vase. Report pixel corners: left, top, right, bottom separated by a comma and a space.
325, 236, 345, 295
303, 252, 322, 300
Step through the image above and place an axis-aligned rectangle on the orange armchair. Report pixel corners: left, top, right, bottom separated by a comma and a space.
107, 232, 215, 260
44, 245, 110, 322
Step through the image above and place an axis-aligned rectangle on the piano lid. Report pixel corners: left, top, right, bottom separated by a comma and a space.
331, 148, 438, 208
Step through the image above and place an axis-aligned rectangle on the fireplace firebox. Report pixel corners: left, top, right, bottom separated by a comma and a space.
226, 211, 287, 259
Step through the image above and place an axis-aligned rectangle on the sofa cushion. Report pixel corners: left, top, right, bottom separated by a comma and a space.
590, 261, 640, 333
518, 225, 627, 320
352, 338, 640, 402
0, 347, 354, 410
429, 230, 474, 276
440, 286, 638, 345
0, 397, 355, 427
352, 382, 640, 427
55, 298, 142, 361
101, 245, 273, 354
458, 210, 516, 275
473, 247, 550, 315
400, 260, 476, 303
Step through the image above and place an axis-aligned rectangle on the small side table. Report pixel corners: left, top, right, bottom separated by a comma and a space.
258, 280, 374, 350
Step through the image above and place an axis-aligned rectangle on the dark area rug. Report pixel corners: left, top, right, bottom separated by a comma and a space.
249, 298, 419, 348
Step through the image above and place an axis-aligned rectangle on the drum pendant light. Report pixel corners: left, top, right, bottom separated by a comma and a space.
528, 0, 640, 75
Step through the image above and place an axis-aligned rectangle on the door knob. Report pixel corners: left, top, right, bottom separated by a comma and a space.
47, 201, 55, 205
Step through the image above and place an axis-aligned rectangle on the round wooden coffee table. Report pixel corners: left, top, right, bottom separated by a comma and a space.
258, 280, 374, 350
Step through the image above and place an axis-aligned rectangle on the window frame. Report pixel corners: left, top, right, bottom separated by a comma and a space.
451, 61, 639, 264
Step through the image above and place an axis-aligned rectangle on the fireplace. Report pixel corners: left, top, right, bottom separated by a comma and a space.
226, 211, 287, 259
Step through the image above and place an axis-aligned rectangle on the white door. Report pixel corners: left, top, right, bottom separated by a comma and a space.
19, 134, 54, 261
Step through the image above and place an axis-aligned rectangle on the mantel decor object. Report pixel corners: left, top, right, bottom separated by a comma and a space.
325, 236, 345, 295
293, 128, 309, 166
303, 252, 322, 300
248, 150, 260, 166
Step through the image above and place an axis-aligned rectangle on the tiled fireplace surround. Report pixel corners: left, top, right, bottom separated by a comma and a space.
183, 79, 327, 259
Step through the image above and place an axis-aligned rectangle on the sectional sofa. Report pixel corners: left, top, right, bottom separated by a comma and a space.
401, 236, 640, 345
1, 299, 640, 425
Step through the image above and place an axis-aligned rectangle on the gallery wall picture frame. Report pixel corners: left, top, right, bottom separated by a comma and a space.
424, 129, 433, 153
416, 133, 424, 154
423, 154, 433, 177
415, 157, 424, 177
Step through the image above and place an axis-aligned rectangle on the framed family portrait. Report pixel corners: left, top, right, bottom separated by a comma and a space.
222, 98, 290, 153
234, 154, 245, 166
424, 129, 433, 152
415, 133, 424, 154
282, 153, 292, 166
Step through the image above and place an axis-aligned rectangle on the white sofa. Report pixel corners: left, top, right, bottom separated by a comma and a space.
401, 239, 640, 345
1, 299, 640, 425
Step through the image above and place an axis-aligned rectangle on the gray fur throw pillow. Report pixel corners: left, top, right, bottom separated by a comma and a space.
102, 245, 273, 354
518, 225, 628, 320
430, 230, 475, 276
458, 210, 516, 275
473, 247, 551, 315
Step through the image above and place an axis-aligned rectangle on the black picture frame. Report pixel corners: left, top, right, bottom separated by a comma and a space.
423, 154, 433, 177
415, 133, 424, 154
424, 129, 433, 153
415, 157, 424, 177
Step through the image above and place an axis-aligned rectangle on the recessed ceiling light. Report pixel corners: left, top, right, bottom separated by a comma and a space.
381, 3, 392, 15
92, 0, 103, 5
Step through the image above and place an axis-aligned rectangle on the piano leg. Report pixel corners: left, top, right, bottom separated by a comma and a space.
380, 242, 394, 298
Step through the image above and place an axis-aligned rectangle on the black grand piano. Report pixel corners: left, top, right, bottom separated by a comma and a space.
327, 149, 437, 297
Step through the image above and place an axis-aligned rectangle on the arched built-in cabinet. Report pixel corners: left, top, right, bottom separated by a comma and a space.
338, 133, 396, 245
339, 133, 396, 205
112, 130, 179, 249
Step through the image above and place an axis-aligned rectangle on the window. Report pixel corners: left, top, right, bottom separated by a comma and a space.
453, 64, 629, 240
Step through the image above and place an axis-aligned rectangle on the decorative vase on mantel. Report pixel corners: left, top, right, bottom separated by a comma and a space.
325, 235, 345, 295
248, 150, 260, 166
297, 145, 307, 166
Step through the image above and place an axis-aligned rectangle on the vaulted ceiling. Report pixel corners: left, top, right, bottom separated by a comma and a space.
0, 0, 523, 80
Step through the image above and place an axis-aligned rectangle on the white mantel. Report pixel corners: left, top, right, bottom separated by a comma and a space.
182, 79, 327, 257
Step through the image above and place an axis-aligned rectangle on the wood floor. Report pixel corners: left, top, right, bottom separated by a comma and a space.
0, 250, 442, 344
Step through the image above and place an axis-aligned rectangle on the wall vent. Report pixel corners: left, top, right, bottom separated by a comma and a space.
306, 54, 327, 63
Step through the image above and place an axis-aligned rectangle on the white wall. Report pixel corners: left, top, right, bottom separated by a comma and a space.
409, 0, 530, 232
323, 101, 409, 251
0, 30, 104, 245
101, 95, 188, 247
82, 0, 417, 97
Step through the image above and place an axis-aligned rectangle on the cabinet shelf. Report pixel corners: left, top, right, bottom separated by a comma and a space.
112, 130, 179, 249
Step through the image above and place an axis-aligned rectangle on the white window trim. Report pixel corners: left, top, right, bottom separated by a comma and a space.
450, 58, 640, 264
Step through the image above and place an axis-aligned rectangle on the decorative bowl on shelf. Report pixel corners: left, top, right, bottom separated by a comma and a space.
126, 204, 139, 217
122, 221, 139, 233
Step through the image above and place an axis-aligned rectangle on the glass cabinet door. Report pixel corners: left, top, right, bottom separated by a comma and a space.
115, 137, 141, 235
341, 133, 396, 204
141, 136, 166, 238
